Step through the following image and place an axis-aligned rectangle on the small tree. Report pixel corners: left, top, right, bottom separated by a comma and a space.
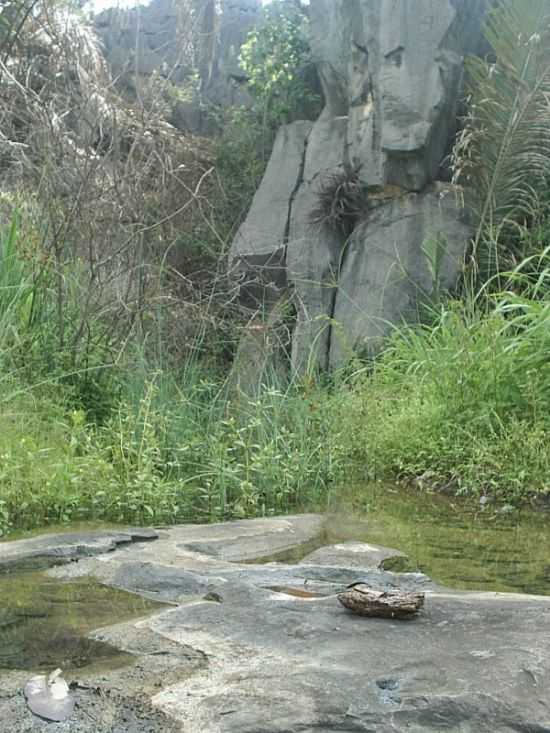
239, 0, 319, 130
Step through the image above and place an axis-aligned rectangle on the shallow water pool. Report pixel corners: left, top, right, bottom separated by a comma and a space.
323, 483, 550, 595
0, 572, 165, 673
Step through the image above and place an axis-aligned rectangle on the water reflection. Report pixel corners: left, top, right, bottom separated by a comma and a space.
325, 483, 550, 595
0, 573, 165, 672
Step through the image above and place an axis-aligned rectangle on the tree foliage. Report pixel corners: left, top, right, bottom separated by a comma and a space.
239, 0, 319, 127
452, 0, 550, 281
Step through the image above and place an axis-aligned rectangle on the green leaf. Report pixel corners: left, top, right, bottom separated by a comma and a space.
453, 0, 550, 281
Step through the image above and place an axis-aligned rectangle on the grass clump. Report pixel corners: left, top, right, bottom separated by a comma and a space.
335, 270, 550, 502
310, 169, 368, 237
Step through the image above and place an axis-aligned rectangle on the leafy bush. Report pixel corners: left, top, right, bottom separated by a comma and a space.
239, 0, 321, 129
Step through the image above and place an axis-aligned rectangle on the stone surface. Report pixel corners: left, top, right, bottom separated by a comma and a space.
150, 588, 550, 733
95, 0, 188, 82
229, 0, 488, 377
0, 528, 158, 572
3, 515, 550, 732
231, 121, 313, 302
309, 0, 488, 191
286, 117, 348, 372
329, 184, 471, 364
300, 540, 407, 570
199, 0, 261, 108
95, 0, 260, 133
226, 301, 291, 396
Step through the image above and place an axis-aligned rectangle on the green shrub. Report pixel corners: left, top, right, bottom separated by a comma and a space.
239, 0, 321, 130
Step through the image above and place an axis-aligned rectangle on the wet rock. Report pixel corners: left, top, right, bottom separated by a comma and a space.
0, 528, 158, 573
300, 540, 407, 570
3, 516, 550, 732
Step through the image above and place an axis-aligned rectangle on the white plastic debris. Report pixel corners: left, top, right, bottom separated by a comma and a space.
24, 668, 75, 722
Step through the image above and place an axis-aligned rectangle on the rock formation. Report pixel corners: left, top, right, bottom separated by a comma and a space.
95, 0, 261, 133
230, 0, 489, 376
4, 518, 550, 733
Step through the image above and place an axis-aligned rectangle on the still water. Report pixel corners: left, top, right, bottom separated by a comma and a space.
323, 483, 550, 595
0, 572, 165, 672
1, 485, 549, 674
252, 484, 550, 595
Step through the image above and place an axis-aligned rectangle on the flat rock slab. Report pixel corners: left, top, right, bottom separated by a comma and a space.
176, 514, 325, 562
149, 589, 550, 733
300, 540, 407, 570
104, 559, 432, 603
0, 528, 158, 572
3, 515, 550, 732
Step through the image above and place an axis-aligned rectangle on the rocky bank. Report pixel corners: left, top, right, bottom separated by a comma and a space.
1, 516, 550, 732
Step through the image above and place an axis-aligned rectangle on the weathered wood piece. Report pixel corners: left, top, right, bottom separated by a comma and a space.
337, 584, 424, 619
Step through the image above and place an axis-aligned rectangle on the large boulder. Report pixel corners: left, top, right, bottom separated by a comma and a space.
230, 0, 487, 376
231, 120, 314, 313
310, 0, 487, 191
329, 183, 470, 365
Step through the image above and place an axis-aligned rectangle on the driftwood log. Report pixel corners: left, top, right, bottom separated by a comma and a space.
337, 584, 424, 619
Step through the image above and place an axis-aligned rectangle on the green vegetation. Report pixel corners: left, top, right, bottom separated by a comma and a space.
0, 210, 336, 535
335, 269, 550, 500
2, 0, 550, 539
0, 0, 334, 538
452, 0, 550, 282
328, 0, 550, 504
239, 0, 320, 130
0, 342, 336, 536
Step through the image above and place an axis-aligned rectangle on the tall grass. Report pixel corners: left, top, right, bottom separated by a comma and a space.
0, 214, 34, 364
0, 218, 338, 535
0, 211, 340, 537
336, 249, 550, 501
0, 365, 338, 536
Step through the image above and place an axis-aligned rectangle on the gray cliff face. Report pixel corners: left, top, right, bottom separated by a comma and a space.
230, 0, 487, 377
95, 0, 261, 133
